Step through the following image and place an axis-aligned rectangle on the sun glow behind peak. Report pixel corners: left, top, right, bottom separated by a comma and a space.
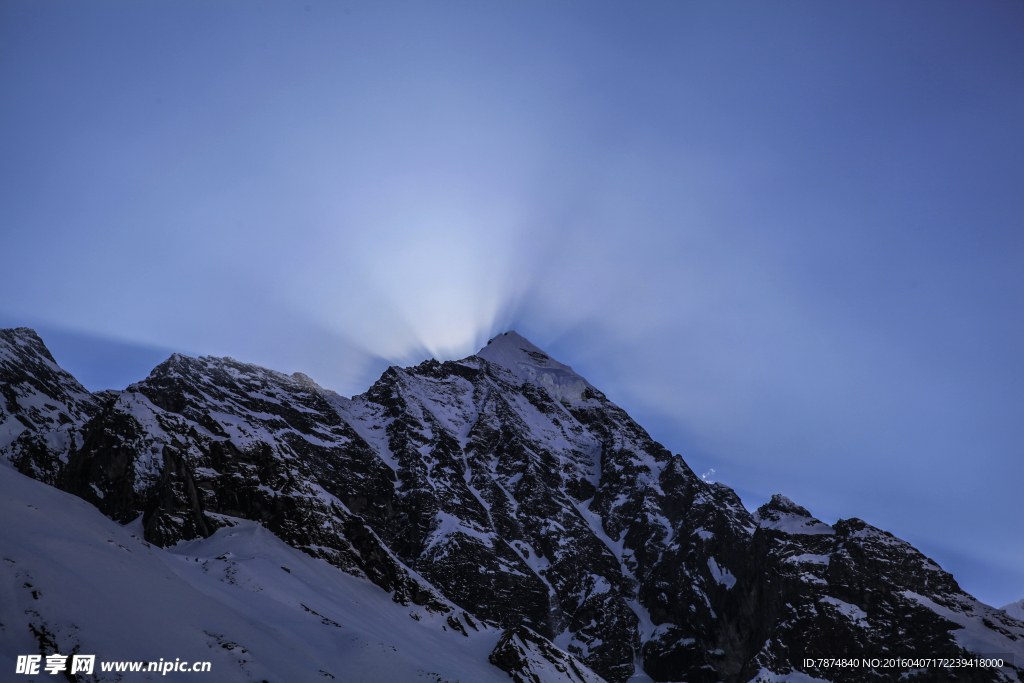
2, 0, 1023, 608
283, 184, 534, 365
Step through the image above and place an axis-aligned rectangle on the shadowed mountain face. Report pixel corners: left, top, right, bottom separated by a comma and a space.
2, 327, 1023, 683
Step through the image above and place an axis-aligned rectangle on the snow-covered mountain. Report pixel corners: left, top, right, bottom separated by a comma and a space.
2, 327, 1023, 682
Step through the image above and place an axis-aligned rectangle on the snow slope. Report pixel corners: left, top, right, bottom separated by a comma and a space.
0, 465, 518, 682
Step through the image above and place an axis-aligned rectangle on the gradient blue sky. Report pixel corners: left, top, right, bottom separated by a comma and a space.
2, 1, 1022, 607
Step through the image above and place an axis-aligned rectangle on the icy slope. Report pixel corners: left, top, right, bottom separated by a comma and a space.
0, 464, 592, 683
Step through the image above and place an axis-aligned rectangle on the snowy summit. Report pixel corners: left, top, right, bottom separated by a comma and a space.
477, 331, 595, 403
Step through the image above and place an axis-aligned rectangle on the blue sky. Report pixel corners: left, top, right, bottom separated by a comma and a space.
1, 1, 1022, 607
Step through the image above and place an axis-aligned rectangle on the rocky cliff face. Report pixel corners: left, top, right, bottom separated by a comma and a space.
0, 328, 102, 484
2, 328, 1022, 683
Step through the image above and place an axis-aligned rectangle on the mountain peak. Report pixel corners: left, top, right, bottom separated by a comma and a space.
476, 332, 593, 403
766, 493, 812, 517
1, 327, 56, 364
754, 494, 835, 536
479, 330, 547, 359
